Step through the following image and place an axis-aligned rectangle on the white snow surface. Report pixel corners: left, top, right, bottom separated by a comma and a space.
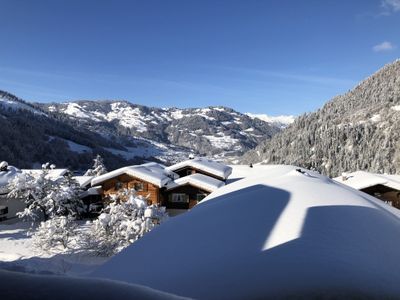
22, 169, 69, 180
73, 176, 94, 188
91, 162, 175, 188
166, 173, 225, 192
203, 134, 239, 149
91, 165, 400, 299
246, 112, 295, 128
333, 170, 400, 191
391, 105, 400, 111
0, 270, 188, 300
0, 166, 21, 191
166, 157, 232, 180
0, 97, 45, 116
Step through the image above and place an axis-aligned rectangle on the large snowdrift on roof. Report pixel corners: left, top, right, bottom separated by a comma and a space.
91, 165, 400, 299
0, 270, 187, 300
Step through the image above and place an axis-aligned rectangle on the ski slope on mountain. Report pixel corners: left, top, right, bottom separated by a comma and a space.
92, 165, 400, 299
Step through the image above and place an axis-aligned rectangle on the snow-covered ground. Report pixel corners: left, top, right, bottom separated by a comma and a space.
91, 165, 400, 299
0, 222, 107, 275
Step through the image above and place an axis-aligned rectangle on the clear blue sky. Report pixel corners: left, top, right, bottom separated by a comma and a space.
0, 0, 399, 115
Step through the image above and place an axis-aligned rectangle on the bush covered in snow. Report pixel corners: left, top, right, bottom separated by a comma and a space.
79, 188, 168, 256
31, 216, 79, 254
7, 165, 85, 221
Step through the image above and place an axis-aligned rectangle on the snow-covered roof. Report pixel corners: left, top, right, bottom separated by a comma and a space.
166, 173, 225, 193
333, 171, 400, 191
0, 166, 21, 194
166, 157, 232, 180
92, 165, 400, 299
80, 186, 102, 198
21, 168, 69, 180
91, 162, 175, 188
73, 176, 94, 188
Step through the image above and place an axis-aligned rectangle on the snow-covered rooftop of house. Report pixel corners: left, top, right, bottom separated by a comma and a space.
80, 186, 102, 198
166, 173, 225, 193
73, 175, 94, 188
166, 157, 232, 180
333, 171, 400, 191
91, 162, 175, 188
92, 165, 400, 299
21, 168, 69, 180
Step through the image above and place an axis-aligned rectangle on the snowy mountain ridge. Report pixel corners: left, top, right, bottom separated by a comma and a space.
245, 112, 295, 128
40, 100, 281, 160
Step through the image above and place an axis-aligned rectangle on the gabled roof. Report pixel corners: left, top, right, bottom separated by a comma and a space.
166, 157, 232, 180
333, 171, 400, 191
73, 175, 94, 188
166, 173, 225, 193
91, 162, 175, 188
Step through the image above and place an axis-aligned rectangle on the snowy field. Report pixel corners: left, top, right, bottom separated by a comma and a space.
0, 222, 108, 275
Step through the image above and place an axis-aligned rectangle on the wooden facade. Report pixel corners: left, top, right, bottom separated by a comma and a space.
99, 174, 162, 206
162, 184, 210, 210
361, 184, 400, 209
173, 166, 224, 181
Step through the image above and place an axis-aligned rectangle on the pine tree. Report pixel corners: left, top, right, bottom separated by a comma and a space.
84, 154, 107, 177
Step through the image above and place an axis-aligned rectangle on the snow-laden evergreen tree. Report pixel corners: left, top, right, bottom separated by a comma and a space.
79, 188, 168, 256
31, 216, 78, 254
7, 164, 85, 221
84, 154, 107, 177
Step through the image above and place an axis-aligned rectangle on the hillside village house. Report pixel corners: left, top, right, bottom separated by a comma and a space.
90, 158, 232, 216
334, 171, 400, 209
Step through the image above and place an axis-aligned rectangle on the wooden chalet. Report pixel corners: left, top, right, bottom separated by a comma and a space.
90, 162, 176, 206
90, 158, 231, 216
334, 171, 400, 209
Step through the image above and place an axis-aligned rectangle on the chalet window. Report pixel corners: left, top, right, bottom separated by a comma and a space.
196, 194, 207, 202
115, 181, 123, 190
134, 182, 144, 191
170, 193, 189, 203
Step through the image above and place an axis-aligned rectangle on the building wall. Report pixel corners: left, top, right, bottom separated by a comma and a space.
0, 196, 26, 223
361, 184, 400, 209
162, 185, 210, 210
100, 174, 161, 205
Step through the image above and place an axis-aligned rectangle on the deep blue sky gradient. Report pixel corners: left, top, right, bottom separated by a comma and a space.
0, 0, 399, 115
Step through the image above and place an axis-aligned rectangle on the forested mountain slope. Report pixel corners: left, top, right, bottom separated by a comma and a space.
242, 60, 400, 177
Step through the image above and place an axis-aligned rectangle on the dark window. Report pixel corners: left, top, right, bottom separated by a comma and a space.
196, 194, 207, 202
170, 193, 189, 203
134, 182, 144, 191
